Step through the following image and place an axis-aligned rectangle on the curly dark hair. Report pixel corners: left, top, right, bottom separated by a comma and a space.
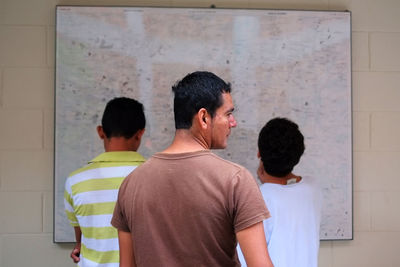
258, 117, 305, 177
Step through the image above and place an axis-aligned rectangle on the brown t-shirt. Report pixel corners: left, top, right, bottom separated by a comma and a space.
112, 150, 270, 267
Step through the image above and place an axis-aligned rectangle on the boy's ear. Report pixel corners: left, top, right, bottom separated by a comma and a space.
97, 125, 106, 140
135, 129, 145, 140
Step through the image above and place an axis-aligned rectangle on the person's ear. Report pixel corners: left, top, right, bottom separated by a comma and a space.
197, 108, 209, 129
257, 151, 261, 158
97, 125, 106, 140
135, 129, 145, 141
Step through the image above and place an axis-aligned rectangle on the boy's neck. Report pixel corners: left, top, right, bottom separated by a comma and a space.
260, 172, 302, 185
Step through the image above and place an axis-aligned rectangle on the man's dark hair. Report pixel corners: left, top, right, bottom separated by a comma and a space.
101, 97, 145, 138
258, 117, 305, 177
172, 71, 231, 129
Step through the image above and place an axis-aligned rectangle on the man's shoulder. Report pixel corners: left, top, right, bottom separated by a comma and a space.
149, 150, 246, 172
206, 152, 246, 171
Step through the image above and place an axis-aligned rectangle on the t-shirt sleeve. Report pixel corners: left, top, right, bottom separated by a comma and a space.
111, 178, 131, 232
231, 168, 270, 233
64, 179, 79, 227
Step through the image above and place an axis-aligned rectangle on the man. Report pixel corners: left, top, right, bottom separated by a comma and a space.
64, 97, 146, 266
112, 71, 273, 267
238, 117, 322, 267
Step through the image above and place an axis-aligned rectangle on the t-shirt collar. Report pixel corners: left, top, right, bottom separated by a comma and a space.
89, 151, 146, 163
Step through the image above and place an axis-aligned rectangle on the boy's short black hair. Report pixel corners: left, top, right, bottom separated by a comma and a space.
258, 117, 305, 177
101, 97, 145, 138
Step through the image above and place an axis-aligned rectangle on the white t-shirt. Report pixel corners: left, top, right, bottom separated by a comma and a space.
237, 177, 322, 267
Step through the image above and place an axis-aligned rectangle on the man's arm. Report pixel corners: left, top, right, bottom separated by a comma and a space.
70, 226, 82, 263
236, 222, 274, 267
118, 230, 136, 267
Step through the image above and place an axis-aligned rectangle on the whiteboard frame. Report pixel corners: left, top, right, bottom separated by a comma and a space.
54, 6, 353, 242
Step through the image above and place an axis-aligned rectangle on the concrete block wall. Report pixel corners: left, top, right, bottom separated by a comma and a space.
0, 0, 399, 266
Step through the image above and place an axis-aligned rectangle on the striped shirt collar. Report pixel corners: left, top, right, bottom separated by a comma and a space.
89, 151, 146, 163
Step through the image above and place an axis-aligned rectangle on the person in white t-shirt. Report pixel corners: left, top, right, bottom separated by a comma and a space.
238, 117, 322, 267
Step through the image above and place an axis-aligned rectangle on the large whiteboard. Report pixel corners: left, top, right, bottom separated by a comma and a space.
55, 6, 352, 242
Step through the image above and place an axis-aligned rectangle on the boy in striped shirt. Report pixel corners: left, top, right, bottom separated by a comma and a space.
64, 97, 146, 266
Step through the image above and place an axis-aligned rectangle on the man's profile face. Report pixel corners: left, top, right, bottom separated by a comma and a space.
210, 92, 237, 149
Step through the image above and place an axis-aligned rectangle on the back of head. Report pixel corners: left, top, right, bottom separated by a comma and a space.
101, 97, 145, 138
172, 71, 231, 129
258, 117, 305, 177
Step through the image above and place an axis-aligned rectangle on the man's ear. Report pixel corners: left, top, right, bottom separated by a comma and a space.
197, 108, 209, 129
257, 150, 261, 158
97, 125, 106, 140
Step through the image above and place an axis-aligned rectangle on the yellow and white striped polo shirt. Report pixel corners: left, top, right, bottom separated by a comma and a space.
64, 151, 145, 267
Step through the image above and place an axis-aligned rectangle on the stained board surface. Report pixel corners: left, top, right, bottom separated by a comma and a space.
55, 6, 352, 242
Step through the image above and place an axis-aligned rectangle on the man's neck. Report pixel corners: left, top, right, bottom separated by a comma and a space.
162, 129, 209, 154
